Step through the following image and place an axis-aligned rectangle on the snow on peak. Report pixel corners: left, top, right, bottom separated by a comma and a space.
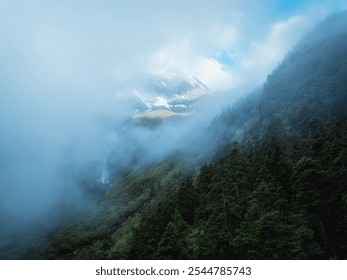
129, 69, 212, 114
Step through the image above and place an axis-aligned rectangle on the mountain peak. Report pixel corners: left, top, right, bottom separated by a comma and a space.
118, 68, 212, 117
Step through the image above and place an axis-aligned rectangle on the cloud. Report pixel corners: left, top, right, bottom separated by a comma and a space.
236, 16, 312, 87
192, 58, 236, 90
148, 14, 312, 93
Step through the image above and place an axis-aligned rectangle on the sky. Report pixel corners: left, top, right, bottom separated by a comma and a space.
0, 0, 346, 92
0, 0, 347, 237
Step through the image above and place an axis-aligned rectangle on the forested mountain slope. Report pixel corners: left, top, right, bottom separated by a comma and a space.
5, 11, 346, 260
122, 11, 347, 259
50, 11, 347, 260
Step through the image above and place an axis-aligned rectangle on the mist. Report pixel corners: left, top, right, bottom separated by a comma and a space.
1, 0, 345, 252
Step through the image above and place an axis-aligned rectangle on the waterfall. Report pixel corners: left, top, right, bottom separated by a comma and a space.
101, 157, 110, 185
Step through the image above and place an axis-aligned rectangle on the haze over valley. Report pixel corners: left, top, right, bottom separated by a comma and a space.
0, 0, 347, 259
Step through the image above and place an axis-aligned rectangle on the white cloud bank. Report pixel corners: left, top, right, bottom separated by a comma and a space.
149, 15, 312, 93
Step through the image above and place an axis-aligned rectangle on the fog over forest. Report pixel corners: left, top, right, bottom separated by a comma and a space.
0, 0, 346, 256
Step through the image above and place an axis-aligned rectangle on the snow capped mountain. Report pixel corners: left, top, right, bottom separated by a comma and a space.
117, 68, 212, 117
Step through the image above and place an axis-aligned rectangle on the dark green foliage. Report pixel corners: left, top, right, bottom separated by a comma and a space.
126, 117, 346, 259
